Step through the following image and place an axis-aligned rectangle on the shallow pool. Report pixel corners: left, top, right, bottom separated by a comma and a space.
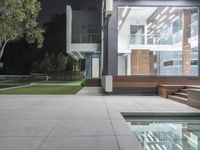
125, 116, 200, 150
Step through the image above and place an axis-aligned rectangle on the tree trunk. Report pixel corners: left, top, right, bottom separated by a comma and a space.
0, 39, 9, 61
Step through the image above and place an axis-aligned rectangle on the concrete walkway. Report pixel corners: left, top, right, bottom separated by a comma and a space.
0, 95, 200, 150
76, 87, 102, 95
31, 83, 81, 86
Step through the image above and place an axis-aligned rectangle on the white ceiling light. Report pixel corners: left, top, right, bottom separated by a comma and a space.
147, 22, 152, 28
161, 7, 169, 14
152, 24, 156, 28
171, 16, 179, 22
155, 14, 161, 20
169, 7, 176, 13
149, 31, 154, 35
159, 15, 167, 22
156, 23, 165, 29
149, 35, 153, 39
118, 20, 122, 26
169, 14, 175, 20
122, 7, 128, 18
163, 25, 167, 28
156, 30, 161, 33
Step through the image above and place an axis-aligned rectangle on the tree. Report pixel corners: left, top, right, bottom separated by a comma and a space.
0, 0, 44, 60
0, 39, 41, 75
42, 13, 66, 54
31, 13, 74, 73
39, 52, 54, 73
56, 53, 68, 71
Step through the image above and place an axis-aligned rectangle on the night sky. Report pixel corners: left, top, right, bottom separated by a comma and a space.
39, 0, 101, 24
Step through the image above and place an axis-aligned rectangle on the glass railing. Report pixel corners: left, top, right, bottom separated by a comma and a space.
78, 33, 101, 43
129, 34, 183, 45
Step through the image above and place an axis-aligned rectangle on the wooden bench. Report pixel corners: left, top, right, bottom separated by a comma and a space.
112, 76, 200, 94
85, 79, 101, 87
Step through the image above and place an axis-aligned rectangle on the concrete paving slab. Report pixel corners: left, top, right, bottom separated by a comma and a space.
50, 120, 114, 136
0, 95, 200, 150
117, 136, 143, 150
0, 120, 58, 137
38, 136, 119, 150
111, 120, 134, 136
0, 137, 45, 150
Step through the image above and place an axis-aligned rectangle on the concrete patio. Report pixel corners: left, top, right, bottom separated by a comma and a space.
0, 94, 200, 150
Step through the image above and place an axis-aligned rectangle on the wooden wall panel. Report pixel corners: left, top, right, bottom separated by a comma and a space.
113, 76, 200, 88
188, 89, 200, 109
131, 50, 154, 75
182, 10, 192, 75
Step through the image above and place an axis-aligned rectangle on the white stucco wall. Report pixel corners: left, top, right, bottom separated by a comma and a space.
118, 55, 126, 75
118, 9, 147, 54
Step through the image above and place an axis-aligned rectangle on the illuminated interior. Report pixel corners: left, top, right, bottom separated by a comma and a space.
118, 7, 199, 76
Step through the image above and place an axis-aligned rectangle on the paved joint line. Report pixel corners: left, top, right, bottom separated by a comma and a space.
36, 97, 80, 150
103, 96, 121, 150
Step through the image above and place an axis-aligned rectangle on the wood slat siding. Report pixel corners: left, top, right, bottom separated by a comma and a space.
113, 76, 200, 88
131, 50, 154, 75
188, 89, 200, 109
85, 79, 101, 87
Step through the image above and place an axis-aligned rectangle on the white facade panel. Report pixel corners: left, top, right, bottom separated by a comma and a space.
102, 76, 113, 92
66, 6, 72, 52
92, 58, 100, 78
105, 0, 113, 16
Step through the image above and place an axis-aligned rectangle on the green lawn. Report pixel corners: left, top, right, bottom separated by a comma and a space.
0, 84, 22, 89
0, 85, 82, 95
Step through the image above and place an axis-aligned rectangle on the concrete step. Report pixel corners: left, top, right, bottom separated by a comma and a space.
168, 95, 187, 104
180, 89, 188, 93
186, 86, 200, 89
174, 92, 188, 99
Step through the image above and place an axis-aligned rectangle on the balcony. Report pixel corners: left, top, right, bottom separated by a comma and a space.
127, 33, 198, 52
74, 33, 101, 43
130, 33, 182, 45
68, 33, 101, 60
66, 5, 101, 60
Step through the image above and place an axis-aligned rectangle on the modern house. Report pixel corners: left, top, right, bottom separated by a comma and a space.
67, 0, 200, 99
66, 6, 101, 80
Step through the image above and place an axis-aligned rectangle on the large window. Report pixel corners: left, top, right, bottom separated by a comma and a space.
118, 6, 199, 76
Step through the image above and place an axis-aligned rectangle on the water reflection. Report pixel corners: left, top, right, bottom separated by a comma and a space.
125, 117, 200, 150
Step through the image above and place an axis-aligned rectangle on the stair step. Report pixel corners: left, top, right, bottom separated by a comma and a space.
186, 86, 200, 89
180, 89, 188, 93
174, 92, 188, 98
168, 95, 187, 104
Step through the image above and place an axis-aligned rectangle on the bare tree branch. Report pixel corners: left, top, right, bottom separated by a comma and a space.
0, 37, 10, 60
